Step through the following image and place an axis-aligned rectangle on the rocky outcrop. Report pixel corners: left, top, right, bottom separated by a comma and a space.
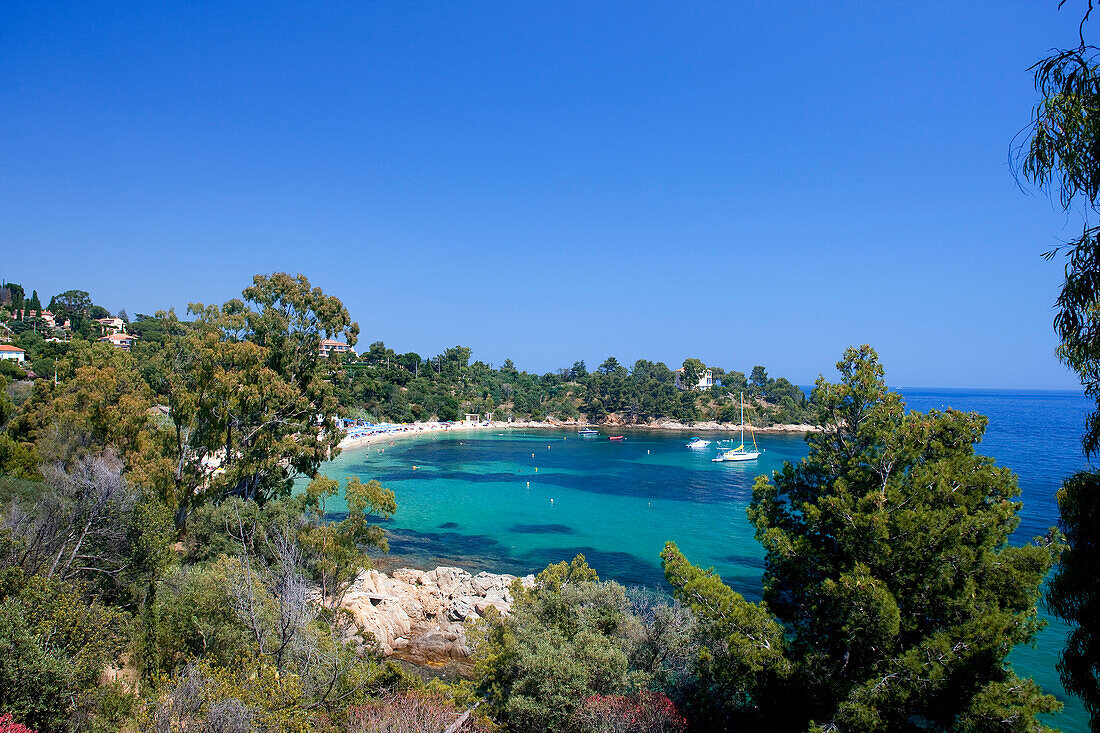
339, 567, 535, 666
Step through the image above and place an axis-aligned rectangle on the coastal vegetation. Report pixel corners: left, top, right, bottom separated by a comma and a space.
333, 341, 811, 427
0, 274, 1069, 731
2, 278, 813, 431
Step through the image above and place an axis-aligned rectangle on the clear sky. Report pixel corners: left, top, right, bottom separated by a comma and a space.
0, 2, 1089, 388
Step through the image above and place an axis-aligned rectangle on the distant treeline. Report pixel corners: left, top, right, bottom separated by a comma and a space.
333, 341, 812, 426
3, 280, 809, 426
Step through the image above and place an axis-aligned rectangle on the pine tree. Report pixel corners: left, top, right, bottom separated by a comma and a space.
666, 346, 1061, 732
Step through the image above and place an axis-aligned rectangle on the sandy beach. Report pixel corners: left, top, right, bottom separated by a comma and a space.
336, 418, 819, 450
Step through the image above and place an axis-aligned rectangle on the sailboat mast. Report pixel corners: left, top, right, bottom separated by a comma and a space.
740, 392, 745, 446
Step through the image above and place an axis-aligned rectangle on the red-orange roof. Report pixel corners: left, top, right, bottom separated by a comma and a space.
0, 344, 24, 353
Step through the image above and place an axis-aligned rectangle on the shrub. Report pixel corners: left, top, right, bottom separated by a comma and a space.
0, 713, 37, 733
572, 692, 688, 733
346, 692, 490, 733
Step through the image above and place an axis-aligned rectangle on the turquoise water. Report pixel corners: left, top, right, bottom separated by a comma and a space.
315, 388, 1092, 731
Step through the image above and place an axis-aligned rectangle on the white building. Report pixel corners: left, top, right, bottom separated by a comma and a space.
95, 316, 125, 335
0, 344, 26, 363
98, 332, 136, 350
319, 339, 355, 358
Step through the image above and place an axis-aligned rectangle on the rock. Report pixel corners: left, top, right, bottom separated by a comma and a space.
447, 595, 480, 621
339, 565, 521, 665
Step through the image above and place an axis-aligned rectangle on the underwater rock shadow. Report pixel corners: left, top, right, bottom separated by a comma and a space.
508, 523, 576, 535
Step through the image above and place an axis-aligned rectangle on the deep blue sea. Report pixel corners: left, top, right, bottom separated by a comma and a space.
316, 388, 1093, 731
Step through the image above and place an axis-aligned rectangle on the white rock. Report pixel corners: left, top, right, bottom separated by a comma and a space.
338, 565, 521, 665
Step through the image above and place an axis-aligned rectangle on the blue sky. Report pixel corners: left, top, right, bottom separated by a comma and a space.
0, 2, 1089, 388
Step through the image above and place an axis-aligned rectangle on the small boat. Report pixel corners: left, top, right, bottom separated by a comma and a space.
608, 435, 624, 441
713, 392, 763, 463
686, 437, 711, 449
578, 428, 600, 437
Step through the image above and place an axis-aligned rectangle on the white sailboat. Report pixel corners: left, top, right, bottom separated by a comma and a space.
713, 392, 762, 462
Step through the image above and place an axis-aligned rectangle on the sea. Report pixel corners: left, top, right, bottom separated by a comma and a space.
314, 388, 1093, 731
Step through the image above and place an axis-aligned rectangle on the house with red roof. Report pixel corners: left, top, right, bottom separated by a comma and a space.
319, 339, 354, 358
98, 332, 136, 350
0, 344, 26, 363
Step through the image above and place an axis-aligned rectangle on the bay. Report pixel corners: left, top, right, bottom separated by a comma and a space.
314, 387, 1092, 731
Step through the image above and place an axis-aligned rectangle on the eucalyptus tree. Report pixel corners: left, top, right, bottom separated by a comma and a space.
137, 274, 359, 526
1018, 4, 1100, 724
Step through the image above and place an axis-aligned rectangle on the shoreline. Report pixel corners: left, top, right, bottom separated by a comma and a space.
336, 419, 818, 450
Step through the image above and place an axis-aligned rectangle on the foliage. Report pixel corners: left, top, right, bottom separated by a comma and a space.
748, 345, 1059, 731
182, 495, 306, 565
661, 542, 789, 728
0, 569, 127, 733
571, 692, 687, 733
7, 342, 154, 468
346, 691, 492, 733
146, 661, 316, 733
0, 434, 38, 480
1017, 9, 1100, 725
173, 273, 358, 510
149, 557, 252, 673
1047, 470, 1100, 725
300, 474, 396, 600
336, 339, 812, 427
680, 358, 706, 389
1, 452, 173, 608
0, 713, 37, 733
473, 556, 645, 731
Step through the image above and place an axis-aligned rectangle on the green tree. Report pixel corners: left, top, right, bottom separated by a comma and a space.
746, 346, 1059, 731
0, 570, 128, 733
299, 474, 396, 600
4, 284, 24, 310
661, 542, 790, 729
473, 555, 641, 731
27, 290, 40, 312
1047, 471, 1100, 726
150, 557, 253, 672
8, 341, 155, 469
680, 358, 706, 390
749, 365, 768, 390
154, 273, 359, 512
48, 290, 92, 330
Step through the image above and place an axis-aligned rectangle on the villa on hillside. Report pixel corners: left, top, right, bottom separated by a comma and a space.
319, 339, 354, 358
99, 332, 136, 350
95, 316, 126, 335
674, 367, 713, 390
10, 309, 65, 328
0, 345, 26, 363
